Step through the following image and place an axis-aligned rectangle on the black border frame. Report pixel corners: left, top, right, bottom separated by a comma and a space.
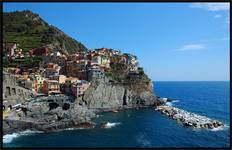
1, 0, 231, 149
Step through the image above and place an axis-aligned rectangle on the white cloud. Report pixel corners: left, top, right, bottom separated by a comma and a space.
190, 3, 230, 11
214, 14, 222, 18
176, 44, 206, 51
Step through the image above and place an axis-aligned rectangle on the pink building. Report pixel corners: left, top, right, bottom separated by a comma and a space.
43, 80, 60, 95
71, 80, 90, 97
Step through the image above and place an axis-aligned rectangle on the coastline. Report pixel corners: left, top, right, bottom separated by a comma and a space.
3, 105, 154, 136
3, 98, 226, 137
3, 106, 229, 146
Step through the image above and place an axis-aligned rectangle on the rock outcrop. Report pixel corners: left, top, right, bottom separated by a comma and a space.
81, 77, 157, 109
3, 100, 96, 135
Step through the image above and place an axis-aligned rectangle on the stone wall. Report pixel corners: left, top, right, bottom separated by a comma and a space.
3, 72, 35, 108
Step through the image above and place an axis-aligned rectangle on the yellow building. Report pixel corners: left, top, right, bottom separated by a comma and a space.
35, 74, 45, 92
101, 55, 110, 68
50, 75, 67, 84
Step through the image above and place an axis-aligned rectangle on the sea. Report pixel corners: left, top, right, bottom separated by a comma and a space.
3, 81, 230, 148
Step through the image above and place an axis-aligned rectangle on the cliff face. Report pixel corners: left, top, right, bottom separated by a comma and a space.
82, 77, 157, 109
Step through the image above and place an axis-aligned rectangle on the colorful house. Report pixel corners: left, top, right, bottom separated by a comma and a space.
64, 77, 79, 95
91, 54, 102, 65
50, 75, 67, 84
66, 61, 87, 79
42, 80, 60, 95
119, 54, 128, 64
44, 63, 61, 78
128, 55, 138, 72
34, 74, 45, 92
24, 79, 38, 93
71, 80, 90, 97
128, 54, 138, 65
97, 48, 109, 55
100, 55, 110, 69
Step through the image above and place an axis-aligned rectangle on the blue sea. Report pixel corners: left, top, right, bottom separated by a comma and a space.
3, 81, 230, 148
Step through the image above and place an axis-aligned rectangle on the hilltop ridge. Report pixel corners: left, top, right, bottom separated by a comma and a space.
3, 10, 87, 54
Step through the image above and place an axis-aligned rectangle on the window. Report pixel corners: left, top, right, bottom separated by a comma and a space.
6, 87, 11, 96
12, 88, 16, 95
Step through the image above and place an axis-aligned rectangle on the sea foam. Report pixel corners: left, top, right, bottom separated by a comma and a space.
3, 130, 43, 143
210, 124, 229, 132
166, 100, 179, 106
104, 122, 121, 128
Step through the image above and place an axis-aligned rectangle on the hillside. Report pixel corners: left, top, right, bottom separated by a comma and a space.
3, 10, 87, 54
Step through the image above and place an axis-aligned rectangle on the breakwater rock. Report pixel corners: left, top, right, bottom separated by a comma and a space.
155, 105, 224, 129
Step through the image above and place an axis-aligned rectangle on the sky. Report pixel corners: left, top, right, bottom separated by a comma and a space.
3, 2, 230, 81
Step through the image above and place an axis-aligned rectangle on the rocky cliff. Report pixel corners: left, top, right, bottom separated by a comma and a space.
81, 77, 157, 109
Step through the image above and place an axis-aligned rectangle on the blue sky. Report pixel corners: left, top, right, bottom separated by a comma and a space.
3, 3, 230, 81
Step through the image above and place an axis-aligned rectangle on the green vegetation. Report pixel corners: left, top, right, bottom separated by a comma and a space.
138, 67, 144, 75
3, 56, 43, 68
105, 63, 128, 82
3, 10, 87, 54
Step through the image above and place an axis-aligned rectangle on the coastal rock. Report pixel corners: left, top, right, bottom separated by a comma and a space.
100, 122, 108, 128
155, 105, 224, 129
3, 102, 96, 135
3, 119, 41, 135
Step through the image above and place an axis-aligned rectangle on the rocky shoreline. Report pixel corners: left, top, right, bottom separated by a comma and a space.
3, 100, 97, 136
3, 119, 95, 135
155, 105, 224, 129
3, 97, 225, 136
3, 102, 155, 136
3, 106, 152, 136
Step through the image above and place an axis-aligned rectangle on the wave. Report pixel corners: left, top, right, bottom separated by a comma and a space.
172, 100, 180, 103
64, 127, 86, 130
3, 133, 19, 143
166, 100, 179, 106
104, 122, 121, 128
3, 130, 43, 143
166, 102, 172, 106
64, 128, 76, 131
210, 124, 229, 132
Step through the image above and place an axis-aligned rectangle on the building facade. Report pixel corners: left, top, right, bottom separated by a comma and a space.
43, 80, 60, 95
